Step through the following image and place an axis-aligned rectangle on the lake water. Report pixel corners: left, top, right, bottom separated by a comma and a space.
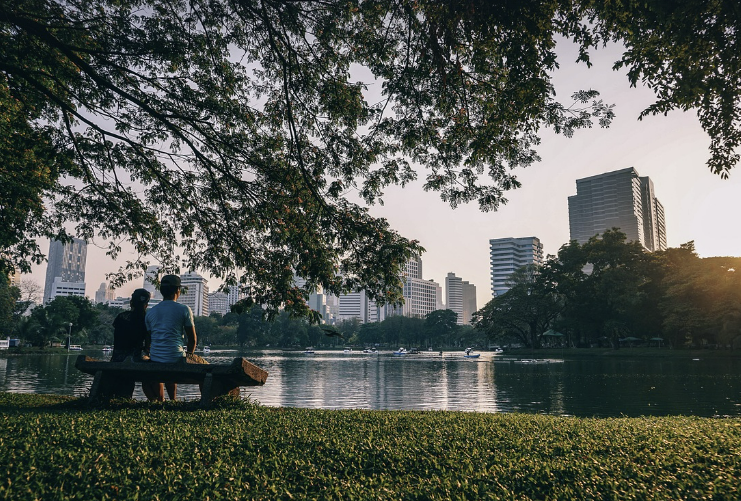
1, 349, 740, 417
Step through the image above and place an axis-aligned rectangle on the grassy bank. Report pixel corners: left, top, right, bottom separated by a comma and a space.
1, 394, 739, 500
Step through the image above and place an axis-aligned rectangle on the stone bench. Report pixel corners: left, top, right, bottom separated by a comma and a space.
75, 355, 268, 406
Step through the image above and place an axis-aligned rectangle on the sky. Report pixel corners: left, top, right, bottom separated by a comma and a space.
26, 39, 741, 310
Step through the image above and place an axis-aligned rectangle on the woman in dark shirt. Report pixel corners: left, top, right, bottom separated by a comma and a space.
111, 288, 159, 400
111, 288, 151, 361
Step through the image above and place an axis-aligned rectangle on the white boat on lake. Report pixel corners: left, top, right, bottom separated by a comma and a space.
393, 347, 407, 356
303, 347, 315, 354
463, 348, 480, 359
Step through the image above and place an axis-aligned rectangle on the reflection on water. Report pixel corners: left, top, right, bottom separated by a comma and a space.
1, 350, 740, 417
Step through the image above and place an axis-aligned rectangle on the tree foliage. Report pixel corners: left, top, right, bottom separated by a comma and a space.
0, 273, 20, 333
475, 232, 741, 350
473, 264, 562, 348
552, 230, 658, 347
2, 0, 739, 316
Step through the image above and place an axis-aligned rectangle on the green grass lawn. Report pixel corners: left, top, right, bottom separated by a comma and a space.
0, 393, 739, 500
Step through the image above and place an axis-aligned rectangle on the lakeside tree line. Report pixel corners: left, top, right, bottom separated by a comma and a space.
0, 281, 484, 350
2, 229, 740, 351
474, 230, 741, 350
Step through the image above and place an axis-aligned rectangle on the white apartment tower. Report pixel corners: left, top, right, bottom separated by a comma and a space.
489, 237, 544, 297
178, 271, 209, 316
568, 167, 667, 251
43, 238, 87, 303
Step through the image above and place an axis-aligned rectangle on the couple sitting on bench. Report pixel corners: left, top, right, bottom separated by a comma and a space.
111, 274, 207, 401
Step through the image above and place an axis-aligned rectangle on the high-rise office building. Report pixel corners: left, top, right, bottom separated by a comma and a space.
43, 238, 87, 303
94, 282, 116, 304
227, 284, 244, 308
445, 273, 476, 325
445, 273, 462, 324
402, 278, 441, 318
178, 271, 209, 316
207, 291, 229, 315
142, 265, 163, 300
399, 256, 441, 319
568, 167, 667, 251
462, 281, 477, 325
337, 290, 378, 323
489, 237, 544, 297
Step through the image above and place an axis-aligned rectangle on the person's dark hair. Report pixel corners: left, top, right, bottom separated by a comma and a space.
130, 288, 151, 312
160, 284, 179, 298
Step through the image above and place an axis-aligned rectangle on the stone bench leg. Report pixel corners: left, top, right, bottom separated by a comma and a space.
88, 370, 135, 403
200, 373, 240, 407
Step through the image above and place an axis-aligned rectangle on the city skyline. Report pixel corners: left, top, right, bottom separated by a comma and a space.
23, 40, 741, 310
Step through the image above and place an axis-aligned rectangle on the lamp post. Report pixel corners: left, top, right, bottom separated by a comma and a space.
67, 323, 73, 351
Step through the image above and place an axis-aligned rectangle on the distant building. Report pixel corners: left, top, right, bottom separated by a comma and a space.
445, 273, 475, 325
208, 291, 229, 316
94, 282, 116, 304
7, 269, 19, 288
462, 281, 477, 325
568, 167, 667, 251
178, 271, 209, 316
142, 265, 162, 300
43, 238, 87, 303
435, 283, 445, 311
337, 290, 378, 324
227, 284, 244, 308
325, 293, 339, 324
397, 257, 441, 319
489, 237, 544, 297
402, 278, 441, 318
48, 277, 86, 300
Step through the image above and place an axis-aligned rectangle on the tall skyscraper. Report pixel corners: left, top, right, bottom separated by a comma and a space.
462, 281, 477, 325
489, 237, 544, 297
445, 273, 476, 325
445, 273, 462, 325
178, 271, 209, 316
43, 238, 87, 303
568, 167, 667, 251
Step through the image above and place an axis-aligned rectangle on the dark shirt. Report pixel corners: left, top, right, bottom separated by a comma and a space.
111, 310, 149, 362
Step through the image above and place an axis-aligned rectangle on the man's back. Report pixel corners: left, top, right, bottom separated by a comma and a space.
145, 300, 193, 362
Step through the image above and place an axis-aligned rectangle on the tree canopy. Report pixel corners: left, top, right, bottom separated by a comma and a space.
2, 0, 739, 314
474, 232, 741, 350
